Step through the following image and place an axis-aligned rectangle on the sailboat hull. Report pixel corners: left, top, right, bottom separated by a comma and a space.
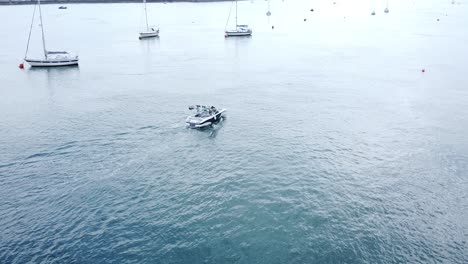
139, 31, 159, 39
225, 30, 252, 37
25, 59, 79, 67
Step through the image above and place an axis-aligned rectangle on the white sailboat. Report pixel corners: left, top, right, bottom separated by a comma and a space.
384, 0, 389, 13
225, 0, 252, 37
266, 0, 271, 16
139, 0, 159, 39
24, 0, 78, 67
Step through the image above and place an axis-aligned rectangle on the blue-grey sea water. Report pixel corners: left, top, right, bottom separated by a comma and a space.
1, 0, 468, 263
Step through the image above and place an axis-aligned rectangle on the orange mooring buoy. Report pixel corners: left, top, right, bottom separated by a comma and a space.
19, 63, 24, 69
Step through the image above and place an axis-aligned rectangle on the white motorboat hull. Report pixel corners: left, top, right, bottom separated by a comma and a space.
139, 31, 159, 39
186, 109, 226, 129
25, 58, 79, 67
225, 30, 252, 37
190, 122, 212, 129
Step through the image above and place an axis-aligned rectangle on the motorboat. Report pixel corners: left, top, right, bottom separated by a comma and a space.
186, 105, 226, 129
58, 6, 67, 9
25, 51, 78, 67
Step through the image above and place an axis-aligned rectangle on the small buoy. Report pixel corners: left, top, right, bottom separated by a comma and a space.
437, 18, 439, 21
422, 68, 426, 73
304, 18, 307, 21
266, 11, 271, 16
333, 2, 336, 4
19, 63, 24, 69
272, 25, 274, 29
384, 8, 389, 13
371, 11, 376, 16
310, 8, 314, 12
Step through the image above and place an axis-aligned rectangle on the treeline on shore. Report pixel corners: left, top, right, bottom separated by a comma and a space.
0, 0, 230, 5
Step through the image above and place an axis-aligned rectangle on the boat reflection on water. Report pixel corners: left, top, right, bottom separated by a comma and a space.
27, 65, 80, 80
27, 66, 80, 99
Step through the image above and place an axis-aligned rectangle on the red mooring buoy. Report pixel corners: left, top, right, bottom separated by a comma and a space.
19, 63, 24, 69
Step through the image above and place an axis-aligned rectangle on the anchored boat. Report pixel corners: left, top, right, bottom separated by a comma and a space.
24, 0, 78, 67
139, 0, 159, 39
26, 51, 78, 67
226, 25, 252, 36
225, 0, 252, 37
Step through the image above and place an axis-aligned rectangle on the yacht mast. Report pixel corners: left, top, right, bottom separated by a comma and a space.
37, 0, 47, 59
235, 0, 238, 27
144, 0, 149, 30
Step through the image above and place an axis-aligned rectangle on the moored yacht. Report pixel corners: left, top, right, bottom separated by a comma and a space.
226, 25, 252, 37
139, 0, 159, 39
139, 28, 159, 39
25, 51, 78, 67
225, 0, 252, 37
23, 0, 79, 67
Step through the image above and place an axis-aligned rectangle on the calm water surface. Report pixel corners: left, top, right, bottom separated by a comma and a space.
0, 0, 467, 263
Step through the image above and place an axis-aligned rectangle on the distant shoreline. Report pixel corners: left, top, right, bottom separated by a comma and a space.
0, 0, 231, 6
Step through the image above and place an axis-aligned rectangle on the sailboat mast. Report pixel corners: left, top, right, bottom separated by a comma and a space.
37, 0, 47, 59
144, 0, 149, 30
235, 0, 238, 27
